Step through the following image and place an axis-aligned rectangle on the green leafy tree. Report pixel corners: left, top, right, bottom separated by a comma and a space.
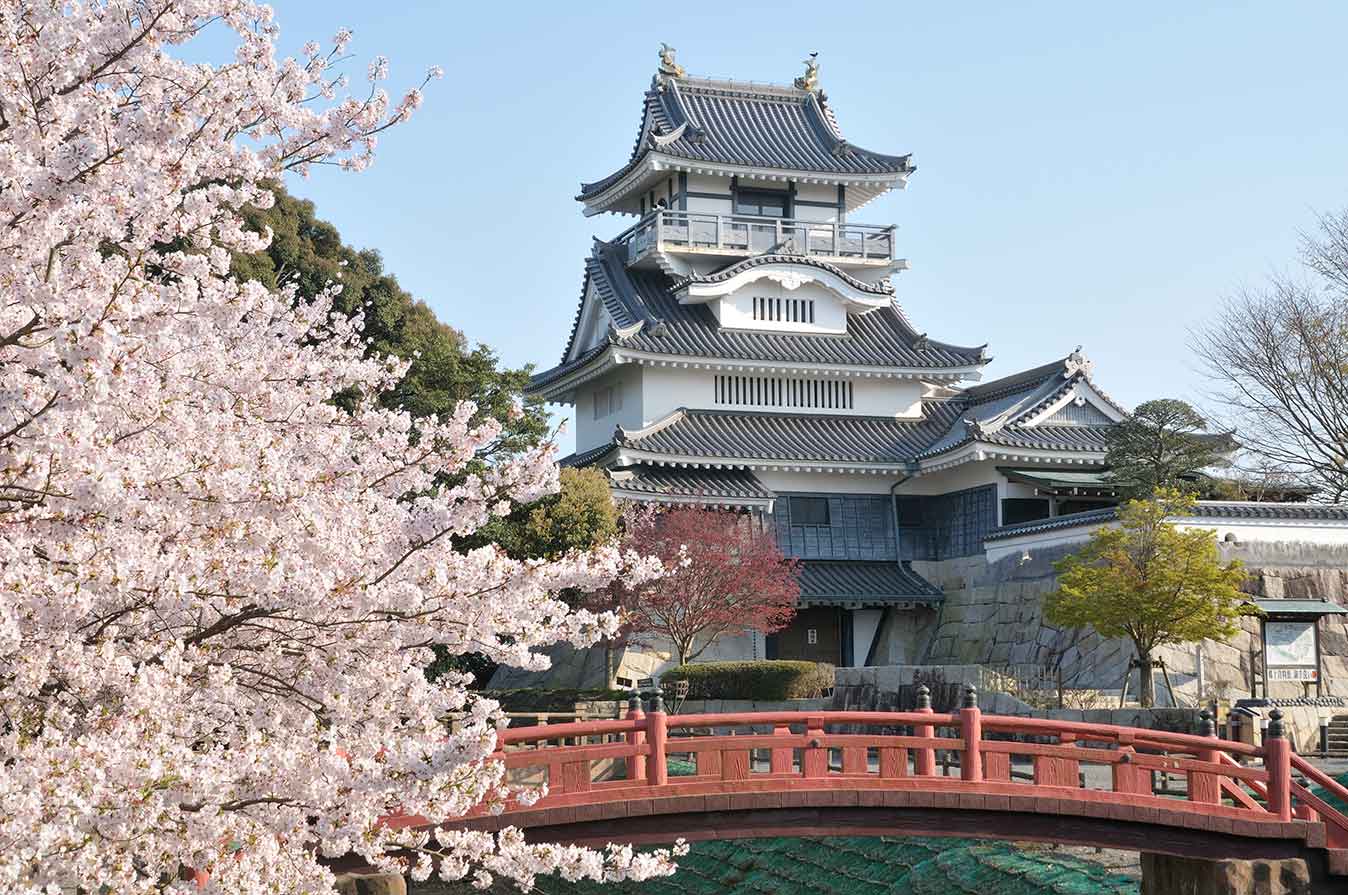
233, 182, 548, 455
430, 467, 620, 686
477, 467, 620, 560
1105, 399, 1232, 498
1044, 489, 1249, 707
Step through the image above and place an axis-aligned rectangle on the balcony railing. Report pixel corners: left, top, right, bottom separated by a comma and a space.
618, 210, 896, 266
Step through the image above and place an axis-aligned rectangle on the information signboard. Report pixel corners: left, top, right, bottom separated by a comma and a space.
1264, 620, 1319, 683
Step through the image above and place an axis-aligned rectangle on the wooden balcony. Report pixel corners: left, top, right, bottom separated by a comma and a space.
619, 210, 897, 268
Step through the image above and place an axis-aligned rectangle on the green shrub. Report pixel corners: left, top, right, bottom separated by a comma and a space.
481, 688, 632, 713
662, 661, 835, 701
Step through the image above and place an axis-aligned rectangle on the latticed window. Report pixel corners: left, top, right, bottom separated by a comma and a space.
713, 374, 852, 409
752, 296, 815, 324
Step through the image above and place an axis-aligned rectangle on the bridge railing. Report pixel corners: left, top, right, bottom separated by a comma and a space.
482, 687, 1348, 843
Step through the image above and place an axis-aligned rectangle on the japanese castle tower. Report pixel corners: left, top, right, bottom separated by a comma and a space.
528, 48, 1130, 678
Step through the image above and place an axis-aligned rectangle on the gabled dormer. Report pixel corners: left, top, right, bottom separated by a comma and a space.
672, 255, 896, 335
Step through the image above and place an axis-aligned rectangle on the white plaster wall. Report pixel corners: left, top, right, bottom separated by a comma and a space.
686, 195, 732, 215
851, 609, 884, 666
1173, 517, 1348, 547
574, 366, 644, 454
754, 471, 901, 495
983, 526, 1105, 564
715, 282, 848, 334
899, 460, 1004, 496
639, 365, 927, 423
686, 174, 731, 195
792, 182, 840, 224
982, 514, 1348, 564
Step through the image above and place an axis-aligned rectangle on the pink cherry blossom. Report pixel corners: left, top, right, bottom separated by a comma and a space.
0, 3, 673, 893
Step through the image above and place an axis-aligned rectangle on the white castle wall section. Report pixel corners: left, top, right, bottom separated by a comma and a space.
574, 366, 644, 454
712, 282, 848, 334
638, 365, 926, 424
899, 461, 1003, 497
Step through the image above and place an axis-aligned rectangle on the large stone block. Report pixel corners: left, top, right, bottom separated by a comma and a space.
1140, 853, 1318, 895
335, 872, 407, 895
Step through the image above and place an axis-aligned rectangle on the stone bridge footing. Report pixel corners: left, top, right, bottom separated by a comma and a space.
1141, 853, 1330, 895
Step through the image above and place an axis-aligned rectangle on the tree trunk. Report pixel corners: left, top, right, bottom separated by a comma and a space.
1137, 649, 1156, 708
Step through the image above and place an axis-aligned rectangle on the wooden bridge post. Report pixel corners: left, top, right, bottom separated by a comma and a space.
914, 684, 937, 777
770, 724, 793, 774
647, 694, 668, 787
803, 717, 827, 778
1264, 709, 1293, 821
960, 686, 983, 783
1189, 710, 1221, 805
625, 696, 646, 782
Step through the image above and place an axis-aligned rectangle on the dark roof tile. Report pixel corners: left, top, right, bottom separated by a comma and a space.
799, 560, 942, 606
530, 243, 986, 389
607, 465, 774, 503
580, 76, 912, 201
619, 406, 964, 465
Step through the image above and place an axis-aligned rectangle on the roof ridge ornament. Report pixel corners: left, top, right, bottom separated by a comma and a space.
658, 43, 685, 79
794, 52, 820, 93
1063, 345, 1093, 378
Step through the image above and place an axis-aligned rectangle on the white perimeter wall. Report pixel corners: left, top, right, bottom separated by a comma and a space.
984, 513, 1348, 563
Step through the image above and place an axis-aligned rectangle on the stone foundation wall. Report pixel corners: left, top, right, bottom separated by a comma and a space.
899, 540, 1348, 747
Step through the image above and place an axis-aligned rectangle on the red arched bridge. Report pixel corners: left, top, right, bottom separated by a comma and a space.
394, 688, 1348, 877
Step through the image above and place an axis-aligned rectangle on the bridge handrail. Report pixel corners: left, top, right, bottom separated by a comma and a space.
498, 718, 639, 746
1290, 753, 1348, 847
432, 697, 1348, 874
665, 710, 959, 730
980, 715, 1267, 757
657, 710, 1266, 758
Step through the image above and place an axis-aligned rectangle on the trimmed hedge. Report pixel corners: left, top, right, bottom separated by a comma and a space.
661, 661, 835, 701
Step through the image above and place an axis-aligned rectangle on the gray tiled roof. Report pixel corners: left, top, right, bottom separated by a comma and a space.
983, 507, 1120, 542
557, 441, 618, 469
1188, 502, 1348, 521
579, 75, 912, 201
798, 560, 942, 606
980, 425, 1114, 452
618, 406, 965, 465
531, 242, 986, 390
671, 253, 895, 296
607, 465, 774, 503
914, 353, 1119, 461
983, 500, 1348, 544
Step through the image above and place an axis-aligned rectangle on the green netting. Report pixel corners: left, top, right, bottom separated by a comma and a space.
1313, 770, 1348, 814
414, 837, 1137, 895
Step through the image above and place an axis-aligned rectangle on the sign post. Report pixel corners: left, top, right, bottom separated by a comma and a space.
1261, 617, 1321, 697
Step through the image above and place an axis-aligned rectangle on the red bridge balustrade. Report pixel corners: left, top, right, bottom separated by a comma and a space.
389, 687, 1348, 878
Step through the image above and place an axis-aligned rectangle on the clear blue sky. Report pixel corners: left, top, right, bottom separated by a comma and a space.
247, 1, 1348, 453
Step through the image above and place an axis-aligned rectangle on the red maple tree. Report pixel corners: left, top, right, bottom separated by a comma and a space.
613, 506, 801, 666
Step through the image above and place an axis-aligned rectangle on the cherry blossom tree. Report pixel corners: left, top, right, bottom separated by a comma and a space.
614, 507, 800, 666
0, 3, 678, 893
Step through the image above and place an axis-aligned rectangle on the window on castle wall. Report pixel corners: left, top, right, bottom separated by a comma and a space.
592, 385, 622, 420
734, 188, 787, 218
1001, 498, 1051, 526
789, 496, 831, 526
713, 374, 852, 410
752, 296, 815, 324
